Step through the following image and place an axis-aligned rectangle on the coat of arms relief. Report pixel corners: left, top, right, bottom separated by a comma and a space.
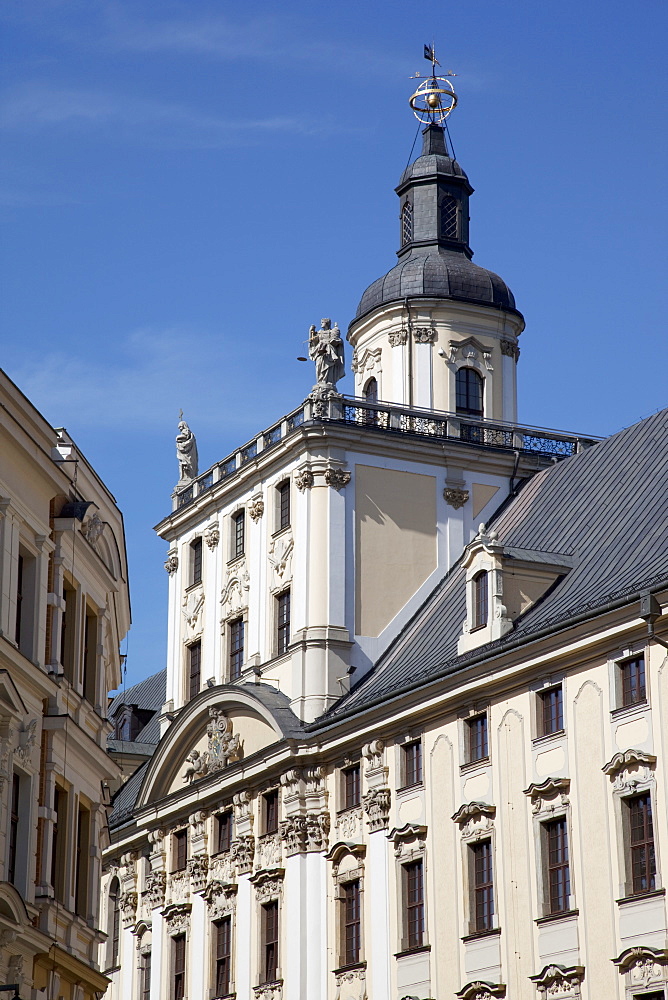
182, 706, 242, 784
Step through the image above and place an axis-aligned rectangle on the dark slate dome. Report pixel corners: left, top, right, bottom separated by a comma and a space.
352, 124, 520, 324
355, 248, 517, 320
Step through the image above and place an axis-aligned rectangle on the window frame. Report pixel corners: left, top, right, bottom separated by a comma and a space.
400, 739, 423, 789
260, 899, 279, 985
140, 947, 152, 1000
276, 481, 291, 533
455, 366, 484, 418
341, 878, 362, 967
190, 536, 203, 587
172, 829, 188, 873
262, 789, 280, 836
228, 616, 245, 681
276, 589, 290, 657
215, 810, 234, 855
465, 713, 489, 765
469, 838, 494, 933
537, 683, 564, 738
402, 858, 425, 951
624, 791, 657, 897
472, 571, 488, 630
619, 654, 647, 709
108, 875, 121, 970
341, 763, 361, 811
213, 914, 232, 998
172, 932, 186, 1000
401, 200, 413, 246
8, 772, 20, 886
231, 510, 245, 561
542, 816, 571, 915
187, 640, 202, 700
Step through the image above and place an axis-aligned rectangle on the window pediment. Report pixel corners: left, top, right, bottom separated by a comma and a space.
603, 748, 656, 791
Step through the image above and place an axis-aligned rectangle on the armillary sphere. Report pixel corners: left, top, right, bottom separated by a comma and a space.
409, 75, 458, 124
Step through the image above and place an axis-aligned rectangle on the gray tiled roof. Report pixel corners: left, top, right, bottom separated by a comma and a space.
108, 668, 166, 745
109, 763, 148, 828
325, 408, 668, 720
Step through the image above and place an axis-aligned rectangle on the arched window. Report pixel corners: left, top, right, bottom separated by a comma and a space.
364, 378, 378, 404
440, 196, 458, 240
456, 368, 484, 417
473, 571, 488, 629
108, 876, 121, 968
401, 201, 413, 246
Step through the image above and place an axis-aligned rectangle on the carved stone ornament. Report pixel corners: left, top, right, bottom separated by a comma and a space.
119, 890, 138, 928
268, 531, 293, 585
362, 787, 391, 833
144, 871, 166, 909
351, 345, 382, 377
253, 983, 283, 1000
203, 879, 237, 918
613, 946, 668, 986
306, 811, 330, 853
603, 749, 656, 791
13, 717, 37, 763
413, 326, 436, 344
248, 496, 265, 522
161, 902, 191, 936
483, 350, 494, 371
295, 468, 315, 492
523, 777, 570, 816
233, 834, 255, 875
362, 739, 385, 773
187, 854, 209, 893
279, 815, 307, 856
251, 868, 284, 904
164, 550, 178, 574
182, 588, 204, 637
456, 982, 506, 1000
390, 823, 427, 861
500, 339, 520, 360
256, 832, 282, 870
335, 965, 367, 1000
182, 707, 241, 783
335, 805, 363, 841
204, 521, 220, 549
309, 318, 345, 390
452, 802, 496, 842
529, 964, 585, 999
324, 468, 351, 490
388, 328, 408, 347
82, 511, 106, 544
221, 559, 250, 616
444, 487, 469, 510
168, 869, 190, 904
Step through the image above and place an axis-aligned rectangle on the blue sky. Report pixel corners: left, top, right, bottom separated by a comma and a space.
2, 1, 666, 689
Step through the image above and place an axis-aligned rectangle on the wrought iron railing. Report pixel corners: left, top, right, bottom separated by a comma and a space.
172, 396, 598, 511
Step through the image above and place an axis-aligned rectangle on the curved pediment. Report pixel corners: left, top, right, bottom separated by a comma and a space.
136, 683, 302, 808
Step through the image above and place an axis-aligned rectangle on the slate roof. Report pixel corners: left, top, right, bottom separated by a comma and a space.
107, 668, 166, 746
325, 408, 668, 720
109, 763, 148, 828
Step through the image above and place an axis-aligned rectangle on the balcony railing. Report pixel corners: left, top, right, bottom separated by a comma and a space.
173, 396, 599, 510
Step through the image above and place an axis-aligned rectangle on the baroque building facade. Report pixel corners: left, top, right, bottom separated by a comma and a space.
101, 113, 668, 1000
0, 369, 131, 999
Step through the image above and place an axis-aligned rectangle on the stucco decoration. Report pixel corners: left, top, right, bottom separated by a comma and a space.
119, 890, 138, 928
603, 749, 656, 791
253, 983, 283, 1000
182, 707, 242, 783
279, 815, 308, 856
529, 964, 585, 999
500, 339, 520, 360
524, 777, 571, 816
362, 740, 390, 832
167, 869, 189, 904
176, 414, 198, 484
233, 834, 255, 875
389, 823, 427, 861
335, 965, 368, 1000
444, 487, 469, 510
13, 717, 37, 763
187, 854, 209, 893
144, 872, 166, 910
414, 326, 436, 343
182, 588, 204, 639
452, 801, 496, 842
269, 531, 293, 588
251, 868, 284, 904
456, 982, 506, 1000
324, 468, 352, 490
256, 833, 282, 871
204, 521, 220, 549
248, 495, 265, 522
164, 550, 178, 575
388, 328, 408, 347
351, 345, 382, 378
221, 558, 250, 616
203, 880, 237, 919
613, 946, 668, 987
295, 467, 315, 492
335, 805, 363, 841
162, 902, 191, 936
82, 511, 106, 544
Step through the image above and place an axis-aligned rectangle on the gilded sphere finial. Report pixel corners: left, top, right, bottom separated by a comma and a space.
409, 43, 458, 124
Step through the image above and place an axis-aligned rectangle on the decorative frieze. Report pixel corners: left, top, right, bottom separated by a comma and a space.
209, 852, 235, 884
306, 811, 330, 853
529, 964, 585, 999
603, 749, 656, 792
204, 521, 220, 549
268, 531, 294, 588
452, 802, 496, 842
221, 558, 250, 617
362, 739, 387, 782
164, 550, 178, 575
414, 326, 436, 344
167, 869, 189, 904
248, 496, 265, 522
161, 902, 191, 936
444, 487, 469, 510
362, 787, 391, 833
351, 345, 382, 377
483, 350, 494, 371
388, 328, 408, 347
524, 777, 570, 816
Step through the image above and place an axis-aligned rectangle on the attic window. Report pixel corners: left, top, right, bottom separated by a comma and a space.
473, 571, 488, 630
441, 196, 458, 240
401, 201, 413, 246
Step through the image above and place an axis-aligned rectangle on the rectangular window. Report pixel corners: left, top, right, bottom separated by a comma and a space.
188, 641, 201, 700
264, 790, 279, 835
471, 839, 494, 931
404, 859, 425, 949
233, 512, 245, 559
214, 916, 232, 997
276, 591, 290, 656
466, 714, 489, 763
141, 950, 152, 1000
473, 571, 488, 629
402, 740, 423, 788
173, 934, 186, 1000
539, 685, 564, 736
191, 537, 202, 586
261, 900, 279, 984
621, 655, 646, 708
61, 583, 77, 683
83, 608, 98, 704
51, 784, 67, 902
75, 804, 90, 916
173, 829, 188, 872
343, 764, 361, 810
544, 817, 570, 913
277, 482, 290, 531
8, 773, 20, 885
15, 553, 23, 645
229, 618, 244, 680
628, 793, 656, 895
342, 880, 361, 966
216, 812, 233, 854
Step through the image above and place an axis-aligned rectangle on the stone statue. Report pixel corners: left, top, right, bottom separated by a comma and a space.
309, 318, 345, 392
176, 411, 198, 483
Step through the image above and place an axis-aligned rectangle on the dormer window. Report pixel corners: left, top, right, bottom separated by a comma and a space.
473, 571, 488, 630
456, 367, 484, 418
440, 196, 458, 240
401, 201, 413, 246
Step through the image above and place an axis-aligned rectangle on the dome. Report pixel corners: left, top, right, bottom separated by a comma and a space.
354, 247, 518, 322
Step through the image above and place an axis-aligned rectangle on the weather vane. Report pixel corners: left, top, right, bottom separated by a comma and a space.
409, 43, 458, 124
